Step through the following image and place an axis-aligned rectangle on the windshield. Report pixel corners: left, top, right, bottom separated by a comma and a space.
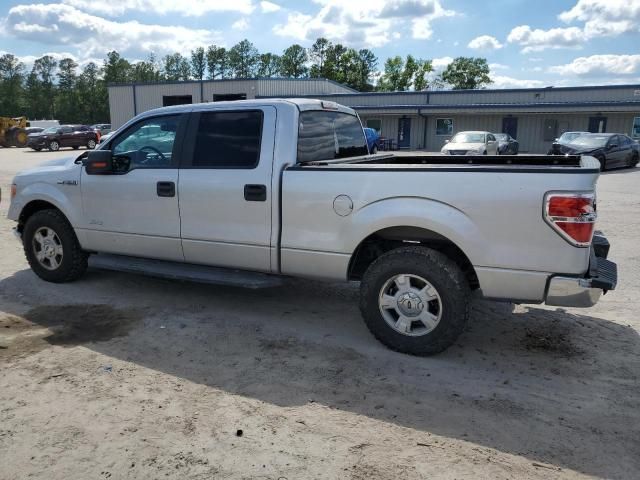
451, 133, 485, 143
559, 132, 584, 143
494, 134, 508, 141
42, 127, 58, 134
569, 135, 608, 148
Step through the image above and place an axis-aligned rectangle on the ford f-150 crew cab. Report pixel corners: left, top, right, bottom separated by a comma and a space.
7, 99, 618, 355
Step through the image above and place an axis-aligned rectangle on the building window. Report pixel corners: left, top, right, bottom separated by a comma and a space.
162, 95, 192, 107
366, 119, 382, 133
213, 93, 247, 102
632, 117, 640, 139
436, 118, 453, 136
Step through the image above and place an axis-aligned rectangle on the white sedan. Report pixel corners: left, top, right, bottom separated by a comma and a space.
441, 131, 499, 155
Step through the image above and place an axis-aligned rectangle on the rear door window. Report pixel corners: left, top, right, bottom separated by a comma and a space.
297, 111, 368, 163
191, 110, 263, 168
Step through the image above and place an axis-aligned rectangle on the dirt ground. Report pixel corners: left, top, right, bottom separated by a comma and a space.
0, 147, 638, 480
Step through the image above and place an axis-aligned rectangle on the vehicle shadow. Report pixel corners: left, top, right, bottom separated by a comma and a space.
600, 165, 639, 175
1, 268, 638, 479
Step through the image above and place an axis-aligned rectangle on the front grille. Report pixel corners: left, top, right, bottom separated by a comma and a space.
449, 150, 467, 155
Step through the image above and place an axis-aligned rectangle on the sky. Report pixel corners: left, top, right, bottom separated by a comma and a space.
0, 0, 639, 89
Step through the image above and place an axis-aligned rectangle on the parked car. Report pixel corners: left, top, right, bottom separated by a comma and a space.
494, 133, 519, 155
548, 131, 589, 155
98, 130, 115, 144
560, 133, 639, 171
91, 123, 112, 135
27, 125, 98, 151
8, 99, 617, 356
441, 131, 499, 155
363, 127, 380, 153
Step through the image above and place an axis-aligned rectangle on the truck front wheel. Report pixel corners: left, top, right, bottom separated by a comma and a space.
23, 209, 88, 283
359, 246, 470, 355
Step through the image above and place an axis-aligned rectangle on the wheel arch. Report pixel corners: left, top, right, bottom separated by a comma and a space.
348, 225, 479, 290
17, 199, 68, 233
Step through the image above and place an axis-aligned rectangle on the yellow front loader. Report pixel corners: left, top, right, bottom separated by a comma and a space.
0, 116, 29, 148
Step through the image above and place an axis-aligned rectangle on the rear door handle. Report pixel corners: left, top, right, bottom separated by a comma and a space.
244, 184, 267, 202
157, 181, 176, 197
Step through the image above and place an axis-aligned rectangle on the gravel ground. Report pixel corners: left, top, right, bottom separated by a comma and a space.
0, 147, 638, 480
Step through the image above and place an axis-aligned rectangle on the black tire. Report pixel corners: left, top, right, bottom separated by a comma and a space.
48, 140, 60, 152
31, 147, 42, 152
359, 246, 471, 356
73, 145, 79, 150
597, 155, 606, 172
630, 153, 638, 168
23, 209, 88, 283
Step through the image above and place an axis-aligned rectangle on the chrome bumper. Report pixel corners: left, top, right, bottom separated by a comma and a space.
545, 234, 617, 308
546, 276, 604, 307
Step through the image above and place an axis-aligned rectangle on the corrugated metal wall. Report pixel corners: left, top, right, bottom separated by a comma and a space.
108, 86, 135, 129
135, 83, 202, 116
202, 80, 258, 101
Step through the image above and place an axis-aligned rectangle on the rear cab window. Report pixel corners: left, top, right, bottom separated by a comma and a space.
297, 110, 368, 163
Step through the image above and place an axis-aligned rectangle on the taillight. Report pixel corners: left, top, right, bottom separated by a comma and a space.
544, 192, 596, 247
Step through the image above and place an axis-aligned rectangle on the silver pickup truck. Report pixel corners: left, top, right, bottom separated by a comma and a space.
7, 99, 617, 355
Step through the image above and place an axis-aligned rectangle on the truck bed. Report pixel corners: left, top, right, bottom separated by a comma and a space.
291, 154, 599, 173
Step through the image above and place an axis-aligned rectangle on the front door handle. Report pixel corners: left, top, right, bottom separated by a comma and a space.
244, 184, 267, 202
157, 181, 175, 197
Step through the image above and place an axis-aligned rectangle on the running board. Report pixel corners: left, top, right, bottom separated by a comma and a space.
88, 254, 285, 289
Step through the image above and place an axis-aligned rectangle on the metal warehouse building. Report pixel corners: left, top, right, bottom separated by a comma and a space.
108, 79, 640, 154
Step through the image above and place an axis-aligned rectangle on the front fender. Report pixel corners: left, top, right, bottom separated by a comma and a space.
9, 182, 81, 227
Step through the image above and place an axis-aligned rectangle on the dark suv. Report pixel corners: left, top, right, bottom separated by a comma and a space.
27, 125, 98, 151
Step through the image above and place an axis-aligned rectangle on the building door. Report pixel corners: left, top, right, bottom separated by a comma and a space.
398, 118, 411, 149
502, 117, 518, 139
588, 116, 607, 133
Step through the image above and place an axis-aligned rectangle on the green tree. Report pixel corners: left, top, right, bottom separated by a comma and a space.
440, 57, 492, 90
56, 57, 78, 123
227, 39, 259, 78
163, 53, 191, 81
413, 59, 433, 91
0, 54, 25, 116
103, 51, 131, 84
377, 56, 404, 91
206, 45, 228, 79
309, 37, 330, 77
191, 47, 206, 80
131, 54, 163, 82
257, 53, 281, 77
29, 56, 57, 119
377, 55, 432, 91
280, 44, 308, 78
77, 62, 109, 124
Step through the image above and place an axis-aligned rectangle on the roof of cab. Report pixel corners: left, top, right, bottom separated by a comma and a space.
138, 98, 357, 119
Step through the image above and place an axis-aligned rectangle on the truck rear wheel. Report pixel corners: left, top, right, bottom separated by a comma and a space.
359, 246, 470, 355
23, 209, 88, 283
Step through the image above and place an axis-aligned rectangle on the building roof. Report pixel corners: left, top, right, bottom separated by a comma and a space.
107, 77, 358, 93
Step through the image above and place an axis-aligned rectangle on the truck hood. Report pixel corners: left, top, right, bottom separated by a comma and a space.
13, 156, 78, 182
442, 142, 485, 151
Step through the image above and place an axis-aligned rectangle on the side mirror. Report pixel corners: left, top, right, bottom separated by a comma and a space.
444, 139, 450, 143
85, 150, 113, 175
609, 144, 618, 150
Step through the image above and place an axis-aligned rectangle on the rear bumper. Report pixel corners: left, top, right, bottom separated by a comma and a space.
545, 233, 617, 308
